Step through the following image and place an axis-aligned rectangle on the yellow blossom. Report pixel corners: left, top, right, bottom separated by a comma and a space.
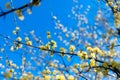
47, 35, 51, 39
111, 61, 119, 68
4, 71, 12, 79
26, 41, 32, 46
51, 40, 57, 49
9, 69, 14, 73
25, 37, 29, 41
77, 51, 88, 59
46, 43, 51, 49
32, 0, 40, 6
17, 37, 22, 41
80, 62, 88, 69
90, 53, 96, 58
34, 76, 40, 80
12, 30, 16, 35
27, 72, 33, 80
16, 27, 20, 31
53, 70, 57, 75
69, 45, 75, 52
56, 74, 65, 80
44, 75, 51, 80
74, 64, 79, 68
68, 75, 74, 80
102, 62, 109, 68
39, 46, 47, 51
60, 47, 65, 52
87, 46, 93, 52
102, 70, 108, 76
90, 59, 96, 67
93, 47, 100, 53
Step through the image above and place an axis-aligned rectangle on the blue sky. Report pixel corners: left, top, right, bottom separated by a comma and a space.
0, 0, 116, 79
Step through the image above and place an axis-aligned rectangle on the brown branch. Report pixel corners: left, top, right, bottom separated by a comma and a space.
0, 0, 41, 17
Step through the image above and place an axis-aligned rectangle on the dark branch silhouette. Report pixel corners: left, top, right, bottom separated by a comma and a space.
0, 0, 41, 17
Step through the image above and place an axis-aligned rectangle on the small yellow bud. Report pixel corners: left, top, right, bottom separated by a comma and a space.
26, 41, 32, 46
17, 37, 22, 41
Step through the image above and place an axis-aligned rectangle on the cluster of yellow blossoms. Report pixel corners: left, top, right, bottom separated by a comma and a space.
69, 45, 76, 53
4, 69, 14, 79
87, 46, 104, 56
77, 51, 88, 59
46, 31, 51, 39
25, 37, 32, 46
40, 40, 57, 51
105, 0, 120, 27
20, 72, 33, 80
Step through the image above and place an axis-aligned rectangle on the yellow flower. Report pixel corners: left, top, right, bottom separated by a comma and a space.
44, 75, 51, 80
97, 50, 104, 56
69, 45, 75, 52
27, 72, 33, 80
25, 37, 29, 41
117, 78, 120, 80
114, 5, 118, 9
102, 70, 108, 76
80, 62, 89, 69
90, 59, 96, 67
71, 33, 75, 37
17, 37, 22, 41
39, 46, 47, 51
20, 72, 33, 80
16, 27, 20, 31
34, 76, 40, 80
11, 63, 17, 68
26, 41, 32, 46
111, 61, 119, 68
18, 43, 23, 48
74, 64, 79, 68
46, 31, 51, 39
90, 53, 96, 58
12, 30, 16, 35
77, 51, 88, 59
15, 9, 22, 14
9, 69, 14, 73
18, 15, 24, 21
65, 34, 69, 38
60, 47, 65, 52
32, 0, 40, 6
20, 75, 27, 80
108, 1, 113, 5
60, 47, 66, 56
87, 46, 93, 52
53, 70, 57, 75
102, 62, 109, 68
46, 43, 50, 49
47, 35, 51, 39
68, 75, 74, 80
56, 74, 65, 80
93, 47, 100, 53
49, 62, 55, 67
51, 40, 57, 49
80, 64, 85, 69
4, 71, 12, 79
